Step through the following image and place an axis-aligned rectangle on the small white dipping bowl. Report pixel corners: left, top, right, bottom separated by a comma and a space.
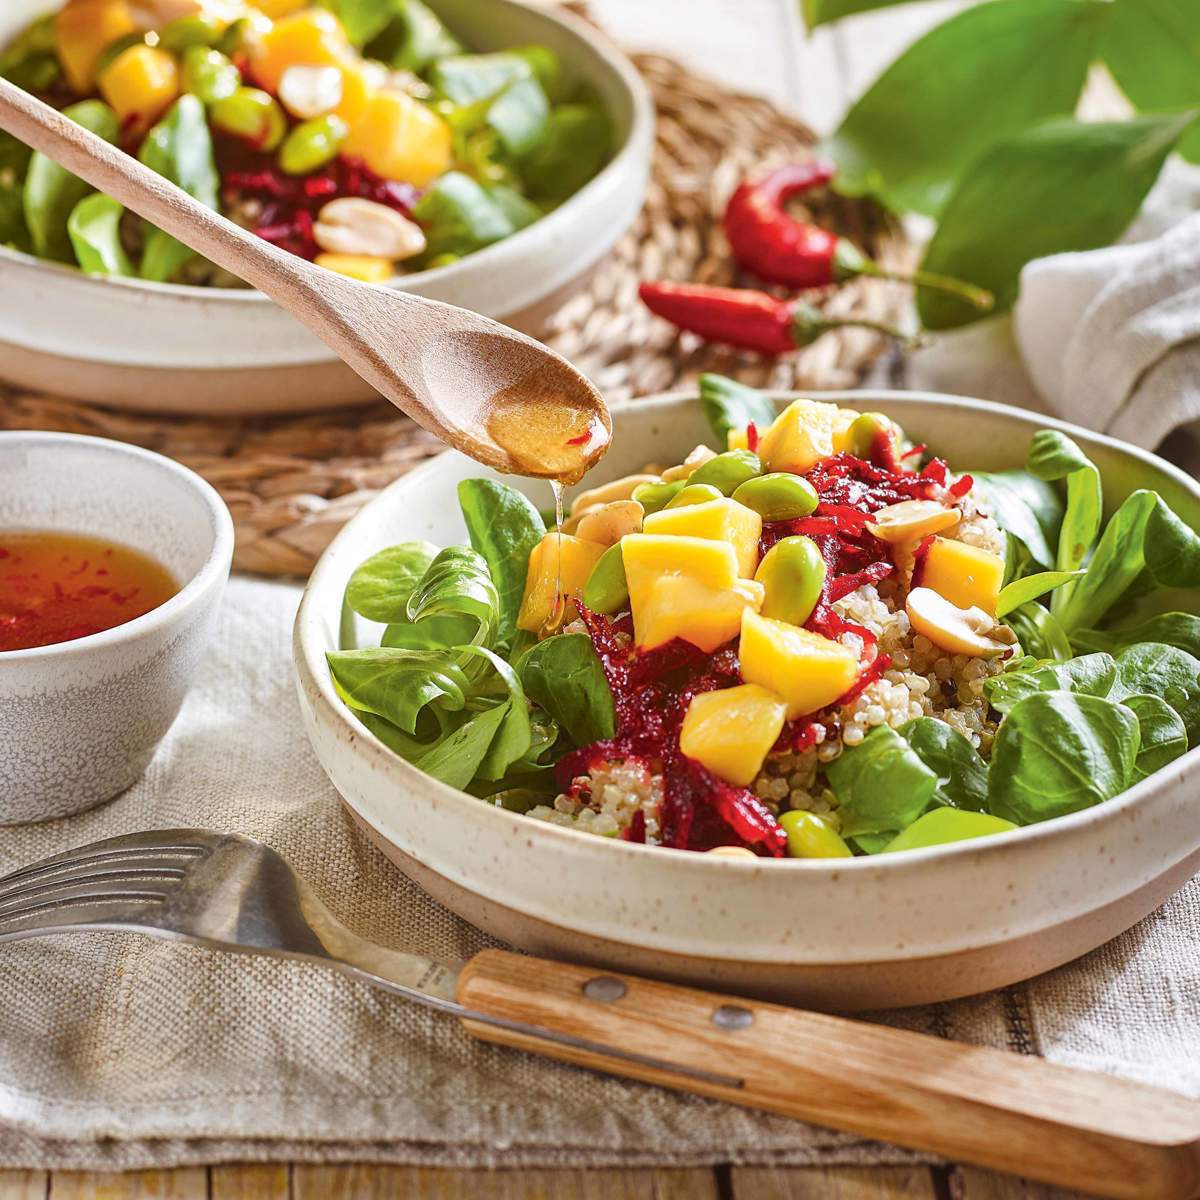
294, 391, 1200, 1010
0, 433, 233, 823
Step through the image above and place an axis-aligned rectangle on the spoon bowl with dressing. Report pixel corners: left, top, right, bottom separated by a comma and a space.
0, 432, 234, 824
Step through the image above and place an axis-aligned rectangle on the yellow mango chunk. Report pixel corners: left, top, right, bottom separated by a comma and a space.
643, 498, 763, 578
314, 253, 395, 283
254, 0, 307, 16
250, 9, 349, 94
758, 398, 842, 474
739, 609, 860, 719
342, 90, 452, 186
921, 537, 1005, 615
680, 683, 787, 786
636, 575, 763, 652
517, 532, 606, 634
98, 44, 180, 129
830, 406, 862, 453
56, 0, 138, 94
727, 427, 750, 452
620, 534, 740, 615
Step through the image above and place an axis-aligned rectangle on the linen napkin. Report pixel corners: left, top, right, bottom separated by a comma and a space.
0, 577, 1198, 1171
1013, 163, 1200, 460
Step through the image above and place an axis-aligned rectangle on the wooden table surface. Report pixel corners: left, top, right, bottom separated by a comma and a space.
0, 1163, 1091, 1198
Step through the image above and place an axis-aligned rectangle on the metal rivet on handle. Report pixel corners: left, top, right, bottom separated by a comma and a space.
583, 976, 627, 1003
712, 1004, 754, 1030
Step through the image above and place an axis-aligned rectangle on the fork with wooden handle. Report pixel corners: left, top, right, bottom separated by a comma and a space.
1, 828, 1197, 1200
0, 76, 609, 480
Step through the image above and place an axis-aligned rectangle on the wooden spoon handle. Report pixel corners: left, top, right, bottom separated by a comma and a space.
0, 77, 315, 304
457, 949, 1200, 1199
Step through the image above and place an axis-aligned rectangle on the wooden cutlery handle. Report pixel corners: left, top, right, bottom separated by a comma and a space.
457, 948, 1200, 1199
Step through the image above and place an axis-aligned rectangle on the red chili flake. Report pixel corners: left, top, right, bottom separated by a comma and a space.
565, 431, 591, 446
746, 421, 759, 452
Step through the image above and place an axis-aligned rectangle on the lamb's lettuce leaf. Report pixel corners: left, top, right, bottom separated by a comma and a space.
826, 725, 939, 838
1109, 642, 1200, 745
66, 193, 133, 276
344, 541, 439, 622
985, 652, 1117, 714
1073, 612, 1200, 661
517, 632, 615, 747
1121, 694, 1188, 784
970, 468, 1063, 570
897, 717, 988, 811
699, 373, 778, 448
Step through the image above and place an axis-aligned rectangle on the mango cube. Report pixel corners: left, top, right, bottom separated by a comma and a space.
99, 44, 179, 129
315, 253, 394, 282
758, 398, 842, 474
739, 609, 860, 719
621, 534, 740, 613
56, 0, 137, 94
517, 532, 605, 634
830, 406, 862, 453
635, 575, 763, 652
250, 9, 349, 94
342, 90, 453, 186
727, 426, 750, 451
642, 498, 762, 577
680, 683, 787, 786
920, 537, 1005, 615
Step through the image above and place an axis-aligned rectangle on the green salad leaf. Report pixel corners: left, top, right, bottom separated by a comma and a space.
801, 0, 916, 29
1121, 693, 1189, 784
897, 717, 988, 811
985, 652, 1118, 715
1073, 612, 1200, 661
66, 193, 133, 277
988, 691, 1140, 824
826, 0, 1105, 218
518, 102, 610, 206
405, 544, 498, 652
458, 478, 545, 651
826, 725, 939, 838
1109, 642, 1200, 745
970, 469, 1064, 570
327, 646, 469, 733
880, 808, 1016, 854
362, 0, 463, 70
1004, 601, 1073, 661
344, 541, 440, 623
1144, 497, 1200, 588
699, 373, 777, 447
24, 100, 119, 262
517, 632, 615, 747
996, 569, 1084, 618
413, 170, 516, 259
0, 14, 62, 93
138, 94, 220, 282
413, 700, 515, 789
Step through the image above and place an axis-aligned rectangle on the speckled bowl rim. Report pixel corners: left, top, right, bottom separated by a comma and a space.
0, 431, 235, 663
295, 389, 1200, 878
0, 0, 654, 306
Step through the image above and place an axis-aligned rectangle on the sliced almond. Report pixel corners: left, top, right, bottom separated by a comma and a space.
570, 473, 660, 517
661, 444, 717, 483
906, 587, 1010, 658
314, 198, 427, 261
867, 499, 959, 544
575, 500, 644, 546
706, 845, 758, 859
278, 64, 344, 120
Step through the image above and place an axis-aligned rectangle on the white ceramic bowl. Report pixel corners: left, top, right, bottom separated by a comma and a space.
0, 0, 653, 415
0, 432, 234, 823
294, 391, 1200, 1010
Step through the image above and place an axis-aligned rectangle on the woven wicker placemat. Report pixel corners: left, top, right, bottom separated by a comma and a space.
0, 53, 909, 577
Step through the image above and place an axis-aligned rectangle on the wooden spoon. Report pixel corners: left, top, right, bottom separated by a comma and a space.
0, 78, 610, 481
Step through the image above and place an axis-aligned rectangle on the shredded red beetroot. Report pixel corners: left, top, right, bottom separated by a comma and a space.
216, 137, 419, 260
910, 534, 936, 590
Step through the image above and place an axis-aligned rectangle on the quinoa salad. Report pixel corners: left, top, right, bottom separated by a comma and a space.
329, 374, 1200, 859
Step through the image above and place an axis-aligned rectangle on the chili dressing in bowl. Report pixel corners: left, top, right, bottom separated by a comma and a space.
0, 531, 178, 653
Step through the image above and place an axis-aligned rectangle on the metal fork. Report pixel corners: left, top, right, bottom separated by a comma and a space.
0, 827, 735, 1086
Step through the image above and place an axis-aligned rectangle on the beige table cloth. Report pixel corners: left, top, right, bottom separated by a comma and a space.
0, 578, 1196, 1171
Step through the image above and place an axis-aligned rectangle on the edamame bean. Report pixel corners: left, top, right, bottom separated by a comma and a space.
181, 46, 239, 105
582, 542, 629, 615
687, 448, 760, 495
96, 32, 146, 76
779, 810, 852, 858
279, 114, 347, 174
160, 14, 225, 51
210, 87, 286, 150
218, 13, 272, 57
754, 535, 826, 626
846, 412, 898, 462
631, 479, 685, 514
664, 482, 723, 509
731, 472, 818, 521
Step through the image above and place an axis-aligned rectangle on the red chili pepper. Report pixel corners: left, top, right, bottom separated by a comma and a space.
638, 280, 921, 355
723, 161, 993, 312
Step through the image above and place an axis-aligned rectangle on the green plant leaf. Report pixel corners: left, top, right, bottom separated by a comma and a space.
988, 691, 1140, 824
23, 100, 119, 262
404, 544, 499, 654
879, 808, 1017, 853
826, 725, 939, 838
984, 652, 1117, 714
362, 0, 463, 68
1120, 693, 1188, 783
1006, 600, 1073, 661
1109, 642, 1200, 745
413, 170, 516, 260
1144, 497, 1200, 588
518, 103, 611, 206
918, 111, 1196, 328
826, 0, 1106, 218
413, 701, 512, 789
457, 478, 545, 652
326, 647, 469, 733
1102, 0, 1200, 163
996, 569, 1085, 617
138, 94, 220, 282
970, 468, 1064, 570
1073, 612, 1200, 660
801, 0, 920, 30
344, 541, 440, 622
698, 373, 778, 448
66, 193, 133, 276
517, 631, 615, 746
897, 716, 989, 811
